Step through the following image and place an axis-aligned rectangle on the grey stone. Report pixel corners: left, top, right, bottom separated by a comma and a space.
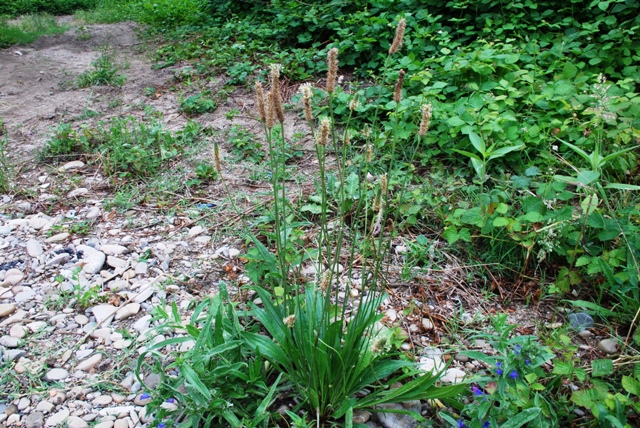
59, 161, 85, 171
569, 313, 594, 331
77, 245, 106, 274
44, 368, 69, 382
25, 412, 45, 428
91, 304, 117, 326
76, 354, 102, 371
100, 245, 127, 256
376, 403, 419, 428
0, 304, 16, 317
0, 335, 19, 348
115, 303, 140, 320
66, 416, 89, 428
3, 349, 26, 361
9, 324, 27, 338
46, 253, 71, 267
597, 338, 620, 354
26, 239, 44, 257
46, 233, 70, 243
45, 408, 70, 426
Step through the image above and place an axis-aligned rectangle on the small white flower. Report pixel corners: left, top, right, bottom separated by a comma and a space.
552, 145, 558, 151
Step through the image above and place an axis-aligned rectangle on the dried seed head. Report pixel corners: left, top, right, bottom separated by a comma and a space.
317, 117, 331, 146
319, 271, 331, 291
269, 64, 285, 123
282, 314, 296, 328
299, 83, 313, 123
389, 18, 406, 55
343, 131, 350, 146
419, 103, 432, 137
363, 124, 371, 138
254, 81, 266, 122
265, 90, 275, 129
349, 95, 359, 111
365, 142, 373, 163
394, 69, 405, 103
370, 336, 387, 354
326, 48, 339, 93
214, 141, 221, 172
380, 173, 388, 195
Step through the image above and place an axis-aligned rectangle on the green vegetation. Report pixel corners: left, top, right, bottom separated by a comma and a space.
0, 13, 67, 47
5, 0, 640, 425
41, 117, 202, 179
76, 46, 126, 87
0, 134, 9, 193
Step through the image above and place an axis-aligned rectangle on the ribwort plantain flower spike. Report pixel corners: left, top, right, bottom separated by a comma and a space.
419, 104, 432, 137
269, 64, 285, 123
394, 69, 405, 103
299, 83, 313, 123
254, 80, 266, 122
265, 90, 275, 129
214, 141, 221, 172
326, 48, 338, 93
380, 174, 388, 195
283, 314, 296, 328
389, 18, 406, 55
317, 118, 330, 146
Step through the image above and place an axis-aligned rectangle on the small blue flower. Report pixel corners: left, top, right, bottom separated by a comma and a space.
525, 359, 531, 365
140, 392, 151, 400
509, 370, 518, 379
158, 424, 166, 428
166, 398, 176, 403
471, 385, 484, 396
514, 344, 522, 355
495, 362, 503, 375
457, 420, 466, 428
483, 422, 490, 428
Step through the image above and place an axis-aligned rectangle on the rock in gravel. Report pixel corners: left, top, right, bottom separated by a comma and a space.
91, 304, 117, 326
421, 318, 434, 330
75, 315, 89, 325
9, 324, 27, 338
1, 269, 24, 286
597, 338, 619, 354
114, 419, 129, 428
115, 303, 140, 320
188, 225, 205, 237
0, 304, 16, 317
59, 161, 85, 172
44, 368, 69, 382
85, 206, 101, 220
46, 233, 70, 243
45, 408, 70, 426
376, 403, 419, 428
35, 401, 55, 413
441, 368, 467, 384
100, 244, 127, 256
77, 245, 106, 274
66, 416, 89, 428
67, 188, 89, 198
14, 287, 35, 304
0, 336, 19, 348
569, 312, 594, 331
76, 354, 102, 371
94, 421, 115, 428
26, 239, 44, 257
4, 349, 26, 361
92, 395, 113, 406
25, 412, 45, 428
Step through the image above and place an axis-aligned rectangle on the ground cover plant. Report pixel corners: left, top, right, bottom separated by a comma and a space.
1, 0, 640, 426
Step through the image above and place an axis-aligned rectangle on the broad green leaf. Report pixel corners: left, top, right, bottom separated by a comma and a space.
488, 144, 524, 159
468, 131, 486, 155
592, 359, 614, 377
500, 408, 541, 428
622, 375, 640, 396
581, 194, 599, 214
301, 204, 323, 214
605, 183, 640, 191
493, 217, 510, 227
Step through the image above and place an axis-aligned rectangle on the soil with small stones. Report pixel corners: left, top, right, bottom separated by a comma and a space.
0, 18, 618, 428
